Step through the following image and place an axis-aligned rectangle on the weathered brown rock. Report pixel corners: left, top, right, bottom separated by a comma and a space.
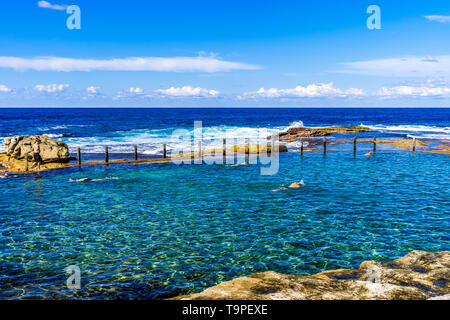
274, 126, 371, 141
175, 251, 450, 300
3, 135, 70, 162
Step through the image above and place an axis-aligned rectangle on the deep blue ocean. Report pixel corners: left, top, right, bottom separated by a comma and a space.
0, 108, 449, 299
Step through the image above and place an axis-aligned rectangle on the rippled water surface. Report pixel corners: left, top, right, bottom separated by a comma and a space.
1, 150, 449, 299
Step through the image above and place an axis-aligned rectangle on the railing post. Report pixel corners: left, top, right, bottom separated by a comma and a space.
300, 139, 304, 156
413, 138, 416, 153
163, 144, 167, 159
246, 138, 250, 159
77, 147, 81, 167
134, 145, 138, 161
353, 137, 357, 155
323, 137, 327, 155
223, 138, 226, 162
373, 137, 377, 153
105, 146, 109, 165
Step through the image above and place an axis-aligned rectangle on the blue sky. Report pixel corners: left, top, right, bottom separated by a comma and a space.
1, 0, 450, 106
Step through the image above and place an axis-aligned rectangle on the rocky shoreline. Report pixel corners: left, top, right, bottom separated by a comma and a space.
175, 250, 449, 300
0, 134, 289, 173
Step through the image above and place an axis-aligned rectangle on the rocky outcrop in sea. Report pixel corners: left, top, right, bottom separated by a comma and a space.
274, 126, 371, 142
3, 135, 70, 162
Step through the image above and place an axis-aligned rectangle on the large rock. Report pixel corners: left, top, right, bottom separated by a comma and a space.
273, 126, 371, 141
3, 135, 70, 162
174, 251, 450, 300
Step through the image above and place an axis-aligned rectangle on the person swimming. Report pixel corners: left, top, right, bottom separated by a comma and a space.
69, 177, 118, 183
226, 161, 249, 167
271, 180, 305, 192
70, 178, 91, 182
0, 173, 18, 179
365, 151, 372, 157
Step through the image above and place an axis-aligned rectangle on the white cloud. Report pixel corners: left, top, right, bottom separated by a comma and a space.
0, 56, 259, 73
34, 84, 69, 93
86, 86, 100, 94
240, 83, 364, 99
377, 85, 450, 97
0, 85, 11, 93
337, 55, 450, 77
128, 87, 144, 94
37, 1, 68, 11
113, 87, 145, 100
425, 15, 450, 23
155, 86, 219, 97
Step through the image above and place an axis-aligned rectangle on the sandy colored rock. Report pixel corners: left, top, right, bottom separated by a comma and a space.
174, 251, 450, 300
3, 135, 70, 162
0, 152, 73, 173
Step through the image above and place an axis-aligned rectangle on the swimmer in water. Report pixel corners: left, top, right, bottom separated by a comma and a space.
0, 173, 18, 179
69, 177, 117, 183
69, 178, 90, 182
365, 151, 372, 157
226, 161, 249, 167
272, 180, 305, 192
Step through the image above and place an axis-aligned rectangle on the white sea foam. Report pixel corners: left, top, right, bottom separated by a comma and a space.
38, 124, 94, 131
362, 123, 450, 140
62, 124, 294, 155
362, 123, 450, 134
46, 134, 64, 138
284, 120, 304, 130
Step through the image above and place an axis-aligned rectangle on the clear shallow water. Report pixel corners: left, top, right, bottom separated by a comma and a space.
1, 151, 449, 299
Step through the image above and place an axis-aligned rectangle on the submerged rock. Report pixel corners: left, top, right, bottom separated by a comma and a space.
273, 126, 371, 141
175, 251, 450, 300
3, 135, 70, 162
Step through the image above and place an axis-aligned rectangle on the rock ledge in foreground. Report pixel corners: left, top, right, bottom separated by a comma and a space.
174, 251, 449, 300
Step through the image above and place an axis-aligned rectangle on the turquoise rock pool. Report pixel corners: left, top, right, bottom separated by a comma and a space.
0, 151, 449, 299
